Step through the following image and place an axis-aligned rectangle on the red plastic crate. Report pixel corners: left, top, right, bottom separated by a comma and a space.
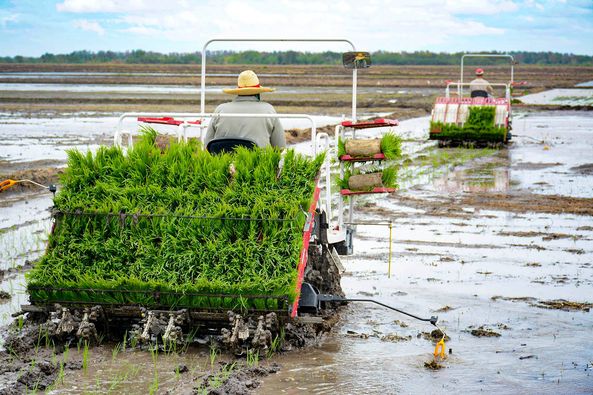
341, 119, 399, 129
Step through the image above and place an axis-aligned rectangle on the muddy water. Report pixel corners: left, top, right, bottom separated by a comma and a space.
520, 88, 593, 106
0, 113, 346, 164
49, 345, 220, 394
261, 111, 593, 393
0, 81, 438, 96
1, 110, 593, 393
0, 192, 52, 328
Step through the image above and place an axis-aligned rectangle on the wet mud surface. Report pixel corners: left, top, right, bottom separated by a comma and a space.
1, 109, 592, 393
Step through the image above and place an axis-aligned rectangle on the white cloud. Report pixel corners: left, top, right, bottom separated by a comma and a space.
445, 0, 518, 15
0, 13, 19, 27
73, 19, 105, 35
57, 0, 189, 13
54, 0, 521, 52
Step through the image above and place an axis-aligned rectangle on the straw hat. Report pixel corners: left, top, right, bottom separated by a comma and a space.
223, 70, 275, 95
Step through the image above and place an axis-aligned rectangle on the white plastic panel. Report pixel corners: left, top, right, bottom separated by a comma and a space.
432, 103, 447, 123
445, 104, 459, 123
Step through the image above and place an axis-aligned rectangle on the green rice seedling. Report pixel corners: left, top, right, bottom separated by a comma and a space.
112, 342, 121, 361
336, 166, 398, 191
266, 334, 282, 359
82, 341, 89, 372
17, 316, 24, 332
26, 128, 325, 310
381, 166, 398, 188
380, 132, 402, 160
337, 133, 402, 160
337, 137, 347, 158
429, 106, 507, 142
209, 346, 218, 369
57, 358, 65, 385
149, 370, 159, 395
246, 349, 259, 367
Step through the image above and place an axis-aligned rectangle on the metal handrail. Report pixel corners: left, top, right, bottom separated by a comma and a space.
460, 54, 515, 96
115, 112, 319, 154
316, 132, 332, 220
201, 38, 358, 122
445, 82, 511, 100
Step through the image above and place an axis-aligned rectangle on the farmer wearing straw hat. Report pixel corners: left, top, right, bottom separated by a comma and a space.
205, 70, 286, 148
469, 68, 494, 98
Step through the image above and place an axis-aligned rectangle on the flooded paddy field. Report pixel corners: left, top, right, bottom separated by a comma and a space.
2, 63, 593, 117
0, 76, 592, 394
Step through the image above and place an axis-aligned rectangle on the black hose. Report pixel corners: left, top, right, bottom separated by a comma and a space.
318, 295, 438, 325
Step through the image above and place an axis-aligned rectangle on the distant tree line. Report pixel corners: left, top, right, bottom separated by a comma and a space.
0, 49, 591, 65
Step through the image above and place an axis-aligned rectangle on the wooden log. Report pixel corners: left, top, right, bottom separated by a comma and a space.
348, 172, 383, 190
344, 139, 382, 156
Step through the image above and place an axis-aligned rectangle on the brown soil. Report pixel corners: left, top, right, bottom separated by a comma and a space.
491, 296, 538, 303
381, 333, 412, 342
3, 63, 589, 120
570, 163, 593, 174
424, 360, 445, 370
533, 299, 592, 312
512, 162, 562, 170
492, 296, 592, 312
0, 167, 63, 194
469, 327, 501, 337
2, 63, 592, 90
498, 231, 577, 240
460, 193, 593, 216
0, 290, 11, 301
196, 362, 280, 395
420, 329, 450, 343
0, 321, 83, 393
434, 305, 455, 312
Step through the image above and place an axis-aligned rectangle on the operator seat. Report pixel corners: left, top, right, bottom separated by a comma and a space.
470, 90, 489, 98
206, 138, 257, 154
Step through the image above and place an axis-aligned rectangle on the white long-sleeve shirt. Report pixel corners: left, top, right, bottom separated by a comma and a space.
205, 95, 286, 148
469, 78, 494, 95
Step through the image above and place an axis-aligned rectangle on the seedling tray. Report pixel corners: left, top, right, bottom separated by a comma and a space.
339, 153, 386, 162
340, 187, 396, 195
341, 119, 399, 129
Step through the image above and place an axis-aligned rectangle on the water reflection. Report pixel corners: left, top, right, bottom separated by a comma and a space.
434, 151, 510, 193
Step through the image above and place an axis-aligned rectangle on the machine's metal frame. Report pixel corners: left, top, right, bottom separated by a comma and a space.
200, 38, 359, 122
460, 53, 515, 97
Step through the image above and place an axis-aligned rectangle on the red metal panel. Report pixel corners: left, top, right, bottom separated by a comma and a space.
291, 183, 321, 318
339, 153, 386, 162
137, 117, 201, 126
341, 119, 399, 129
340, 187, 396, 196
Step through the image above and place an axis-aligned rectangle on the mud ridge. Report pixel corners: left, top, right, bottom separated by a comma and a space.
195, 362, 280, 395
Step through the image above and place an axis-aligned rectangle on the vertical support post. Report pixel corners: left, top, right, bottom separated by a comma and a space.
388, 221, 393, 278
460, 56, 464, 97
352, 69, 357, 123
348, 195, 353, 223
337, 122, 344, 229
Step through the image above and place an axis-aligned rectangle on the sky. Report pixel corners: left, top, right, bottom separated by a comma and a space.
0, 0, 592, 56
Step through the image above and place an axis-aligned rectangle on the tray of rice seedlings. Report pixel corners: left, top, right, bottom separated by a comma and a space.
26, 128, 325, 314
337, 132, 402, 162
429, 106, 508, 145
337, 165, 398, 195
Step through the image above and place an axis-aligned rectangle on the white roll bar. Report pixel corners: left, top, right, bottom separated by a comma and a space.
315, 132, 332, 220
460, 54, 515, 96
115, 112, 319, 154
445, 82, 511, 100
201, 38, 358, 122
